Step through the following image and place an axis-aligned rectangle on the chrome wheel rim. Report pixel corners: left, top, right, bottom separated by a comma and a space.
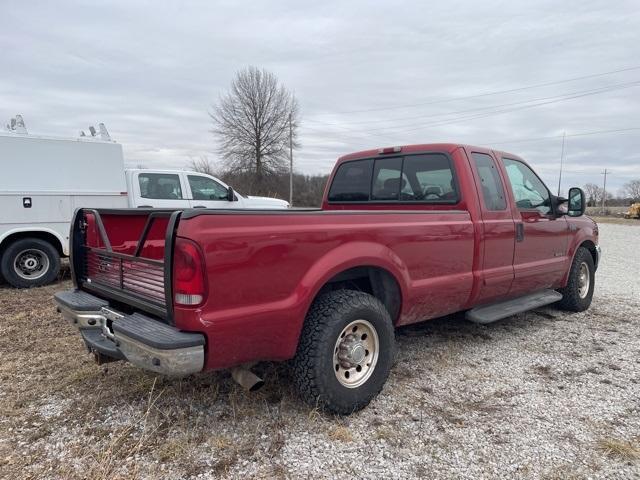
578, 262, 590, 299
333, 319, 379, 388
13, 248, 49, 280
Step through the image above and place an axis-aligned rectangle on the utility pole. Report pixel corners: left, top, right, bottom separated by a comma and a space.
557, 131, 565, 196
601, 168, 609, 213
289, 113, 293, 206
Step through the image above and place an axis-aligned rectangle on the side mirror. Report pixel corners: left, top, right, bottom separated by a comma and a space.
226, 186, 237, 202
567, 187, 586, 217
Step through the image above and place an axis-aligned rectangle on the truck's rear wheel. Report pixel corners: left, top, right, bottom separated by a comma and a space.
292, 290, 395, 414
556, 246, 595, 312
1, 238, 60, 288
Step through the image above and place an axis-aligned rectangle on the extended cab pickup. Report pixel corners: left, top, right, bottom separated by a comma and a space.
54, 143, 600, 414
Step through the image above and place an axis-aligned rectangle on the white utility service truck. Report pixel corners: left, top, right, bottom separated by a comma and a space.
0, 116, 289, 288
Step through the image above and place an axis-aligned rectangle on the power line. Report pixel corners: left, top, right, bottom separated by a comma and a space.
486, 127, 640, 146
301, 81, 640, 140
297, 127, 640, 168
304, 80, 640, 129
314, 65, 640, 115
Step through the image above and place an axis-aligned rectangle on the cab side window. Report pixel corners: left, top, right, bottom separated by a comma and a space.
502, 158, 551, 215
188, 175, 228, 201
327, 159, 373, 202
404, 154, 457, 202
471, 153, 506, 210
139, 173, 183, 199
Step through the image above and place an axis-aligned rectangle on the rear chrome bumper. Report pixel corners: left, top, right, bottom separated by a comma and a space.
55, 290, 204, 376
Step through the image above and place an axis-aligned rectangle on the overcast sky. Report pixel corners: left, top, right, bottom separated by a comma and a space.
1, 0, 639, 194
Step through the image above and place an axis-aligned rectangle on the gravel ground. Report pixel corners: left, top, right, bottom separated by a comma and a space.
0, 222, 639, 479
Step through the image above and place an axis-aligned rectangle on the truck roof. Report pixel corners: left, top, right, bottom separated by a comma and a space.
0, 131, 116, 145
336, 143, 522, 165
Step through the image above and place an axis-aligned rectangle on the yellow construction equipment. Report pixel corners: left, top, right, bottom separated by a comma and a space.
624, 202, 640, 219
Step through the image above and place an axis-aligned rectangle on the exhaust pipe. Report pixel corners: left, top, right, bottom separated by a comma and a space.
231, 365, 265, 392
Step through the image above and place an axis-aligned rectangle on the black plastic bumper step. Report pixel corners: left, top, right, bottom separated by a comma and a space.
81, 329, 125, 360
466, 289, 563, 324
112, 313, 205, 350
54, 290, 108, 311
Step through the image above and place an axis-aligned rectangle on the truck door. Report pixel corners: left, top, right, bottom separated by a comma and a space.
500, 157, 569, 294
185, 174, 239, 209
467, 151, 515, 303
133, 172, 190, 209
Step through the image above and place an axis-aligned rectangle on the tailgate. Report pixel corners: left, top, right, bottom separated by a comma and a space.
70, 208, 181, 322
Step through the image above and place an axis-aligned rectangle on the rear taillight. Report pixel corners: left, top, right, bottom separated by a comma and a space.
173, 238, 206, 306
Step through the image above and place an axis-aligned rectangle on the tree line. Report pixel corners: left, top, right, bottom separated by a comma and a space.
583, 180, 640, 207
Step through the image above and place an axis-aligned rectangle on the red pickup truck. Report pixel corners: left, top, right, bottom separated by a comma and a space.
55, 143, 600, 414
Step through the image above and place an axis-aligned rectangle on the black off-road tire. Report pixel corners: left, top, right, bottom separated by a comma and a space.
556, 246, 595, 312
292, 289, 395, 415
1, 238, 61, 288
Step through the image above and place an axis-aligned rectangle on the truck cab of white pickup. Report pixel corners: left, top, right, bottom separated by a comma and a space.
124, 169, 290, 210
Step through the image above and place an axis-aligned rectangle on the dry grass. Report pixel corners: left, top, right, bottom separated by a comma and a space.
327, 425, 354, 442
597, 438, 640, 461
374, 426, 398, 442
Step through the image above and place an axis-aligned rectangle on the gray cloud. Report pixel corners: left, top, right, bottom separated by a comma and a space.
1, 0, 638, 194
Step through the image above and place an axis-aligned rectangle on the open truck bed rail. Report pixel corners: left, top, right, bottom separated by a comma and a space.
70, 208, 181, 322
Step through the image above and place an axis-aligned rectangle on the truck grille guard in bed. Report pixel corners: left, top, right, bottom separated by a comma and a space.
70, 208, 181, 323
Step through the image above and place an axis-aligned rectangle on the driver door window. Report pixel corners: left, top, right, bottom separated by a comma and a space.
502, 158, 569, 295
186, 175, 236, 209
502, 159, 551, 215
188, 175, 228, 201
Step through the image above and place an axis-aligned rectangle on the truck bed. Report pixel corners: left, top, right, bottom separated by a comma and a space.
72, 208, 179, 320
72, 206, 475, 368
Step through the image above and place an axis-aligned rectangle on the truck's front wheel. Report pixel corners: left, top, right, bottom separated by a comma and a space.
292, 290, 395, 414
1, 238, 61, 288
556, 246, 595, 312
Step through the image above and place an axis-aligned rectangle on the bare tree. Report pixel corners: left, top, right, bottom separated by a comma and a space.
210, 66, 299, 189
584, 182, 614, 206
187, 155, 216, 176
583, 183, 600, 206
622, 179, 640, 201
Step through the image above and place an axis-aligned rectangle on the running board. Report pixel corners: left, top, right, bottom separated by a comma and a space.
466, 289, 563, 324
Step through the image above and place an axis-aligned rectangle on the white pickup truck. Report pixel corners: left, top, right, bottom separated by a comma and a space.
0, 119, 289, 288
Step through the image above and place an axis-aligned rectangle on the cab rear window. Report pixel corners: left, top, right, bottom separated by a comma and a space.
328, 153, 458, 203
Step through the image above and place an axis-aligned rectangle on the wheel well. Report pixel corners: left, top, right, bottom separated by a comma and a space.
316, 266, 402, 323
0, 231, 64, 256
579, 240, 597, 266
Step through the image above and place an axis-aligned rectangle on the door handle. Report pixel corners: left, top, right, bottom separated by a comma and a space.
516, 222, 524, 242
193, 205, 207, 208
